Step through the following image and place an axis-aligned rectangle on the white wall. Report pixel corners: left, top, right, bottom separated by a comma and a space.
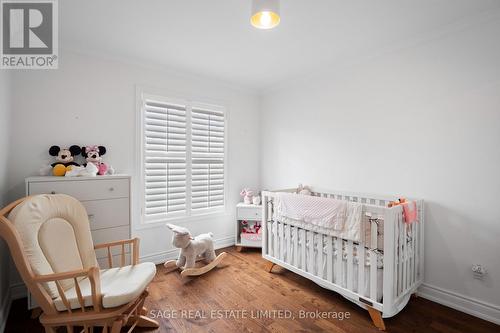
261, 16, 500, 318
0, 71, 12, 331
8, 50, 260, 266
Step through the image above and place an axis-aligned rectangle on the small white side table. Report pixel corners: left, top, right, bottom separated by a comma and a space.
235, 202, 262, 251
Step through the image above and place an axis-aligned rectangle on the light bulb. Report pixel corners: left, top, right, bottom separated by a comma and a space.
260, 11, 272, 27
251, 0, 280, 29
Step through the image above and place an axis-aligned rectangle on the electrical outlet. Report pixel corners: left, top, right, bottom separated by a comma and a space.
472, 264, 487, 279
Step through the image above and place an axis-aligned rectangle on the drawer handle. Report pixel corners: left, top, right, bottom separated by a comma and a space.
109, 187, 115, 192
88, 214, 94, 220
50, 191, 56, 194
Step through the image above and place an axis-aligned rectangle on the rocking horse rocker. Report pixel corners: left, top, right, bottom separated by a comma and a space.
164, 224, 226, 278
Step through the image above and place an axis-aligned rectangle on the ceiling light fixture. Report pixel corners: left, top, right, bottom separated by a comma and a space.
251, 0, 280, 30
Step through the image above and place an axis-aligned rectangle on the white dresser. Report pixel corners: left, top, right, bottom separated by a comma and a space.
25, 175, 131, 309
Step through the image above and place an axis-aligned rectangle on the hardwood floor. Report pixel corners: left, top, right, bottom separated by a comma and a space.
5, 246, 500, 333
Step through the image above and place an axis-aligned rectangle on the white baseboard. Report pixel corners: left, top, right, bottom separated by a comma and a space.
140, 235, 235, 264
214, 235, 236, 250
9, 283, 27, 301
418, 283, 500, 325
0, 288, 12, 333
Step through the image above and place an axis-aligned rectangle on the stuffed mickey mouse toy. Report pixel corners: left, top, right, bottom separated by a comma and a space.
49, 145, 81, 176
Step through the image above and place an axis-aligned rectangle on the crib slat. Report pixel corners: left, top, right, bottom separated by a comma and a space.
411, 221, 416, 286
262, 198, 268, 255
370, 250, 377, 301
418, 202, 424, 282
413, 221, 417, 285
396, 215, 400, 295
317, 234, 324, 279
279, 223, 284, 261
326, 236, 333, 283
301, 229, 306, 271
285, 224, 291, 264
282, 224, 286, 262
408, 222, 413, 288
308, 231, 315, 274
335, 238, 342, 285
415, 211, 420, 281
393, 212, 399, 298
414, 215, 418, 282
346, 240, 353, 290
358, 242, 365, 297
293, 226, 298, 267
370, 219, 378, 301
270, 220, 274, 257
276, 223, 280, 260
398, 214, 404, 295
403, 223, 409, 294
274, 222, 279, 260
402, 223, 408, 292
264, 222, 273, 256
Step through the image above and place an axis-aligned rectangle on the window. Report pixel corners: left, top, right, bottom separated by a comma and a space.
140, 93, 226, 223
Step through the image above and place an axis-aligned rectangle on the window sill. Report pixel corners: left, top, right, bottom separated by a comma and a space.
135, 209, 231, 230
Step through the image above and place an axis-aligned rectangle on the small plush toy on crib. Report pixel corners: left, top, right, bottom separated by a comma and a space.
297, 184, 312, 196
163, 224, 226, 278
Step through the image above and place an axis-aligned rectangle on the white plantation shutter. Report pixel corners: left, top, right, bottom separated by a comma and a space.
191, 107, 225, 210
143, 99, 188, 220
141, 94, 225, 223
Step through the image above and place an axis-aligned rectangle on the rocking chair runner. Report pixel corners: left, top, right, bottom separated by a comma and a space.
0, 194, 160, 333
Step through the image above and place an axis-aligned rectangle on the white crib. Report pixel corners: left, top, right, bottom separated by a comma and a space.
261, 188, 424, 330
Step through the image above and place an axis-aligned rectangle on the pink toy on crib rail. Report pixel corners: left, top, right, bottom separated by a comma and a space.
388, 198, 418, 223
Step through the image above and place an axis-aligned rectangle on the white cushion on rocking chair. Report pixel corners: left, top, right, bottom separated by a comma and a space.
54, 262, 156, 311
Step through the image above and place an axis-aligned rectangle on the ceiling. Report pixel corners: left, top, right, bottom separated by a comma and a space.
60, 0, 500, 91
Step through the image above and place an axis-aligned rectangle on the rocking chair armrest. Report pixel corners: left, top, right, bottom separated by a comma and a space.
33, 266, 103, 312
94, 237, 138, 249
33, 267, 99, 283
94, 237, 140, 266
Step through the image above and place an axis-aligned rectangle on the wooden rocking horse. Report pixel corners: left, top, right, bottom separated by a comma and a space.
163, 224, 226, 278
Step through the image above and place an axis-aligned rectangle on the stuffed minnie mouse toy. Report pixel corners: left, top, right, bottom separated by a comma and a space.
81, 145, 112, 176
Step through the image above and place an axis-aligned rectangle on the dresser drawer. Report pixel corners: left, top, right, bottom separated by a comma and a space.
92, 225, 130, 259
237, 206, 262, 220
82, 198, 129, 231
28, 178, 129, 201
